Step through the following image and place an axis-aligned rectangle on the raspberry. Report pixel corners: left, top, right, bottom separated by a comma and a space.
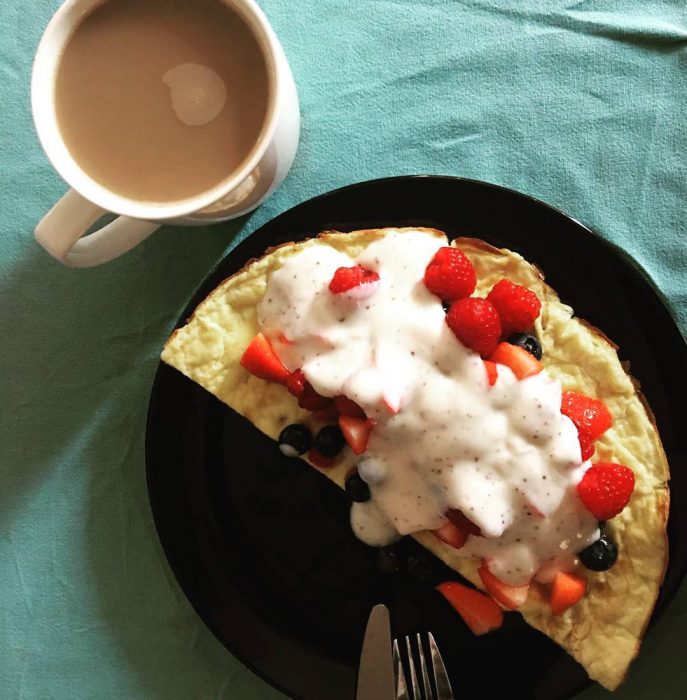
577, 463, 635, 520
329, 265, 380, 293
561, 391, 612, 441
486, 279, 541, 336
298, 382, 332, 411
423, 247, 476, 302
286, 369, 306, 397
287, 370, 334, 412
446, 298, 502, 357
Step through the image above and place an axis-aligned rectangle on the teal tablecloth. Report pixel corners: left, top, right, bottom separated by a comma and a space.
2, 0, 686, 697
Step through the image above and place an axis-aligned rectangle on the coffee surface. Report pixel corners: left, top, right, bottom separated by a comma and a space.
55, 0, 269, 203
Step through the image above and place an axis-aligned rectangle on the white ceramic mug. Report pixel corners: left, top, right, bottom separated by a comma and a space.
32, 0, 300, 267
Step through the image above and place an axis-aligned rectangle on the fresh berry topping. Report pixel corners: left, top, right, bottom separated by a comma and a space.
313, 425, 346, 457
506, 332, 542, 360
286, 369, 306, 397
345, 473, 371, 502
436, 581, 504, 635
307, 448, 336, 469
329, 265, 380, 294
560, 392, 613, 442
423, 247, 477, 302
382, 392, 402, 415
338, 415, 374, 455
525, 501, 545, 518
576, 463, 635, 520
488, 342, 543, 379
313, 404, 340, 423
334, 395, 366, 418
478, 565, 530, 610
298, 383, 333, 411
486, 279, 541, 336
446, 297, 502, 357
278, 424, 312, 457
434, 520, 468, 550
483, 360, 498, 386
446, 509, 482, 536
578, 432, 596, 461
579, 531, 618, 571
239, 333, 290, 383
550, 571, 587, 615
376, 545, 402, 575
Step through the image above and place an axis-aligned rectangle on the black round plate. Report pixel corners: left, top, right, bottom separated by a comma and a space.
146, 176, 687, 700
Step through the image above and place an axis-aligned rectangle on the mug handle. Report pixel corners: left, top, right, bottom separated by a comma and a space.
35, 189, 160, 268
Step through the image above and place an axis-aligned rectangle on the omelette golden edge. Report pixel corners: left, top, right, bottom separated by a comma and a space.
161, 227, 670, 690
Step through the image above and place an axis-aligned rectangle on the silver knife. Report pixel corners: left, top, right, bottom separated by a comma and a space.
356, 604, 395, 700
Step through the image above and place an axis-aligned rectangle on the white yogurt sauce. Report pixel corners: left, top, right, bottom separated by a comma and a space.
257, 231, 598, 585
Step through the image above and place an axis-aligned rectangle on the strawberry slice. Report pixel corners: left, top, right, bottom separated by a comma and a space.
478, 565, 530, 610
240, 333, 290, 384
334, 396, 366, 418
434, 510, 480, 549
488, 342, 543, 380
483, 360, 498, 386
434, 510, 480, 550
578, 432, 595, 461
381, 385, 404, 415
338, 415, 374, 455
436, 581, 504, 635
307, 448, 337, 469
446, 509, 482, 536
550, 571, 587, 615
382, 397, 401, 415
434, 520, 468, 549
525, 501, 545, 518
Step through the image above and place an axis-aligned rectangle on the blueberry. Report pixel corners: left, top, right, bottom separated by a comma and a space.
278, 424, 312, 457
579, 531, 618, 571
507, 332, 542, 360
314, 425, 345, 457
442, 301, 451, 313
345, 473, 371, 502
376, 545, 401, 575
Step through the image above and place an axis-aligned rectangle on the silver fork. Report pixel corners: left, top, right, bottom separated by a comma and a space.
393, 632, 454, 700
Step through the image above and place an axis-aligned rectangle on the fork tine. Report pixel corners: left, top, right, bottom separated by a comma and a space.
416, 633, 434, 700
393, 638, 410, 700
405, 635, 421, 700
428, 632, 454, 699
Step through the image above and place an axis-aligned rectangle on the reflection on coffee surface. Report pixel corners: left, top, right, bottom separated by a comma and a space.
55, 0, 269, 203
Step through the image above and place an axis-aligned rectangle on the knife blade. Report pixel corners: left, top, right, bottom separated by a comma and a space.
355, 604, 395, 700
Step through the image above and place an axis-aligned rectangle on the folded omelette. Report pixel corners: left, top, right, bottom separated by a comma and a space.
161, 227, 669, 690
